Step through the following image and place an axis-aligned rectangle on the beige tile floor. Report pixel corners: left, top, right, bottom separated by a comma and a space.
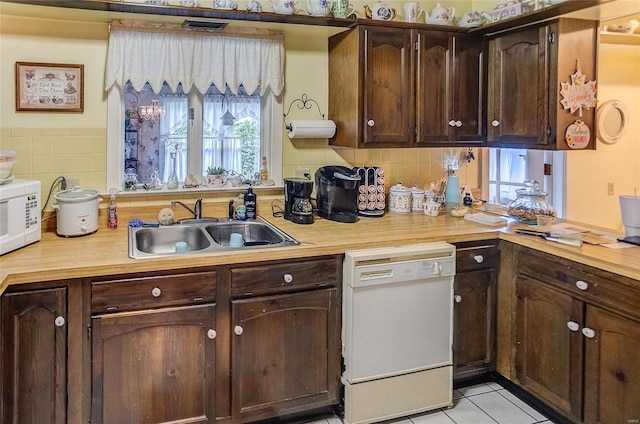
310, 382, 554, 424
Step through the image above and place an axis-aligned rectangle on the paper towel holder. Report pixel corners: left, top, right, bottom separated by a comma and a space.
284, 94, 325, 130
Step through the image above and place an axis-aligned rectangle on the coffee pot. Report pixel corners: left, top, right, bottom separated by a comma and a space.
284, 177, 314, 224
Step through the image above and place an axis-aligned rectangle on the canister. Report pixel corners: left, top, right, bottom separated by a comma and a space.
388, 183, 412, 213
411, 186, 425, 212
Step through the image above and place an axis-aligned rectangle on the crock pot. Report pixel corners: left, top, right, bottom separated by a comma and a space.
52, 187, 102, 237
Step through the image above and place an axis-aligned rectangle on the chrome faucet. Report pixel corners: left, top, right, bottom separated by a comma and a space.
171, 198, 202, 220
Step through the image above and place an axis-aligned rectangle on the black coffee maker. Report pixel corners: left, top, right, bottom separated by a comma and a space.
315, 166, 361, 223
284, 177, 314, 224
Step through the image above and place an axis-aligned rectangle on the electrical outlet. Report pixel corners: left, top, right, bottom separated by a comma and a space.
608, 182, 614, 196
294, 169, 310, 178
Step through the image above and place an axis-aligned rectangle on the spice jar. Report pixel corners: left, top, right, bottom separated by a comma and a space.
506, 179, 556, 224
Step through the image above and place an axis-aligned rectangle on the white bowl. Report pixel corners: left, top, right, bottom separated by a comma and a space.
0, 160, 16, 179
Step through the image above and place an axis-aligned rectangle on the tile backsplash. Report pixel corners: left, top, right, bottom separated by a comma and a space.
1, 126, 480, 207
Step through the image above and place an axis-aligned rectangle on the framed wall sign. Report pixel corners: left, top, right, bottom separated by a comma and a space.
15, 62, 84, 112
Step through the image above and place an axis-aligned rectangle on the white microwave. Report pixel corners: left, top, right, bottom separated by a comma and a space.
0, 179, 41, 255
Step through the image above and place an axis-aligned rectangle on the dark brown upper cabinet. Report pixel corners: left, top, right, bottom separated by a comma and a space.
329, 26, 415, 149
487, 18, 598, 150
329, 25, 485, 149
416, 31, 486, 146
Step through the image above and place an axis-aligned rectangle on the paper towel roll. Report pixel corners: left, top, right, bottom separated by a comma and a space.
287, 120, 336, 139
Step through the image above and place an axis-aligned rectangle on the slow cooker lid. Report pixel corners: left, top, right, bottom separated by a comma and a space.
55, 187, 100, 201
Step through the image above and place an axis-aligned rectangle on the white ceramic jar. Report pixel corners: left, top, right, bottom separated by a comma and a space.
388, 183, 412, 213
411, 186, 425, 212
52, 187, 103, 237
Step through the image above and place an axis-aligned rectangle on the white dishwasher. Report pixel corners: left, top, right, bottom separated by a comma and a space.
342, 242, 456, 424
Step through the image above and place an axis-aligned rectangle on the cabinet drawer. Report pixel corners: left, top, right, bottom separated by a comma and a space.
231, 257, 340, 297
456, 241, 499, 273
91, 271, 216, 313
518, 251, 640, 319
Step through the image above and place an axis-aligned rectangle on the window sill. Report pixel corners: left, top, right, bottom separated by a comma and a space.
107, 183, 284, 197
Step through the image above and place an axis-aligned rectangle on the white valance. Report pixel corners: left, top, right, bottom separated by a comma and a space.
105, 20, 284, 96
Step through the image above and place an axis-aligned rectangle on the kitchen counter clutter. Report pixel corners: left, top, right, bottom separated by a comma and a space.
1, 205, 639, 293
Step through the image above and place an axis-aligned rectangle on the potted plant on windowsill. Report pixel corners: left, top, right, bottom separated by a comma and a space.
204, 166, 226, 186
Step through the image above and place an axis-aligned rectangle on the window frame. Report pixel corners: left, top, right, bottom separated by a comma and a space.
106, 84, 283, 193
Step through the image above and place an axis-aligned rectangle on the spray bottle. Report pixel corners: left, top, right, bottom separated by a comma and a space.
108, 189, 118, 229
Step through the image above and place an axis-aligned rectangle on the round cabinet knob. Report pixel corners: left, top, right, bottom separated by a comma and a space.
234, 325, 244, 336
455, 120, 462, 127
454, 295, 462, 303
448, 120, 456, 127
207, 329, 217, 340
367, 120, 375, 127
567, 321, 580, 332
151, 287, 162, 297
473, 255, 484, 264
491, 120, 500, 127
283, 273, 293, 284
431, 262, 442, 275
582, 327, 595, 338
54, 316, 65, 327
575, 280, 589, 291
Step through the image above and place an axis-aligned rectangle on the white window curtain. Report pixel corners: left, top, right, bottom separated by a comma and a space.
203, 94, 260, 173
105, 20, 284, 96
160, 95, 188, 182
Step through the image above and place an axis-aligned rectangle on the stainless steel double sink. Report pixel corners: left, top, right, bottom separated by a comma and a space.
128, 217, 300, 259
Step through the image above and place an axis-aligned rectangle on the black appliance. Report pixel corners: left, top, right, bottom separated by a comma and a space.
284, 177, 314, 224
315, 166, 361, 223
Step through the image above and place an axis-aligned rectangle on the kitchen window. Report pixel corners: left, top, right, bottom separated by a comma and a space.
119, 81, 268, 188
104, 20, 285, 193
485, 148, 566, 217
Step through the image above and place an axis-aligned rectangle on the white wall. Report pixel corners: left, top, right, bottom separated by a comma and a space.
565, 43, 640, 232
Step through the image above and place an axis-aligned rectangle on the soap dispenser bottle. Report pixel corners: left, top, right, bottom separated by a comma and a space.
245, 186, 257, 219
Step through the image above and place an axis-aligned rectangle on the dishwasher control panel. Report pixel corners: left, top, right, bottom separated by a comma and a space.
350, 257, 454, 287
344, 242, 456, 288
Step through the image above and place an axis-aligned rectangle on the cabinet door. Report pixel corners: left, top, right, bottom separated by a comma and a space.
91, 305, 216, 424
362, 27, 414, 147
489, 25, 550, 147
231, 289, 340, 422
453, 270, 495, 379
583, 306, 640, 424
453, 35, 485, 142
416, 32, 452, 144
1, 288, 67, 424
516, 276, 583, 422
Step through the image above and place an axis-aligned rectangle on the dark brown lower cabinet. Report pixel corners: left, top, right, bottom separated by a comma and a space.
515, 246, 640, 424
516, 276, 583, 421
453, 241, 498, 379
91, 304, 216, 424
231, 288, 340, 422
1, 287, 67, 424
583, 305, 640, 424
453, 270, 496, 378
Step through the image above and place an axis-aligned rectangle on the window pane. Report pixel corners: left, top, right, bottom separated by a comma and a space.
499, 148, 527, 183
123, 82, 188, 185
203, 86, 261, 180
